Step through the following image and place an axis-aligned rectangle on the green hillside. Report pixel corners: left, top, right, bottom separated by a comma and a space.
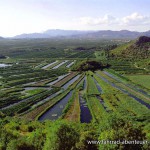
110, 41, 134, 56
111, 36, 150, 60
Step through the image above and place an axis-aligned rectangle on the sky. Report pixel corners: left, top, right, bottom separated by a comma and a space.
0, 0, 150, 37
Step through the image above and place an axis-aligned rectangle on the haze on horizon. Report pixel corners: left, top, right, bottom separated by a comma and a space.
0, 0, 150, 37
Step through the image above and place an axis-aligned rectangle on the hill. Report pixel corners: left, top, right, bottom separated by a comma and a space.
44, 29, 92, 36
136, 36, 150, 45
79, 30, 143, 39
12, 30, 150, 39
111, 36, 150, 59
13, 30, 92, 39
0, 36, 4, 39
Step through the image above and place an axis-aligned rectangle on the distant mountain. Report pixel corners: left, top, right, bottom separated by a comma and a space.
12, 29, 150, 39
0, 36, 4, 39
44, 29, 92, 36
14, 30, 92, 39
13, 33, 50, 39
78, 30, 150, 39
111, 36, 150, 59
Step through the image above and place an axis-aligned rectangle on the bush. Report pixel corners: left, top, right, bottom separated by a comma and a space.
55, 124, 79, 150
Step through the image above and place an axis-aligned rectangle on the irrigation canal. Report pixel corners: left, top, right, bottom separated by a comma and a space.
103, 71, 150, 98
42, 60, 58, 69
79, 95, 92, 123
62, 74, 81, 90
96, 73, 150, 109
47, 73, 70, 86
39, 91, 73, 121
79, 78, 92, 123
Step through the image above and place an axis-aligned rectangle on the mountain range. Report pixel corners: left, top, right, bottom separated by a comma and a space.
0, 36, 4, 39
1, 29, 150, 39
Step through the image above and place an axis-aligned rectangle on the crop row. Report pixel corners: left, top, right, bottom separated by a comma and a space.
92, 71, 150, 116
1, 88, 59, 116
115, 93, 149, 116
86, 72, 100, 95
54, 72, 78, 87
61, 89, 80, 122
22, 73, 84, 120
86, 95, 109, 123
29, 77, 57, 86
44, 60, 62, 70
98, 71, 150, 104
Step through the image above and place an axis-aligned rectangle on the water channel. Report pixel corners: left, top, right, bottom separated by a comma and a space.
39, 91, 73, 121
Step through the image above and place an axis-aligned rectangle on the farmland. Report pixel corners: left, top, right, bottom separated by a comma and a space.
125, 74, 150, 90
0, 37, 150, 150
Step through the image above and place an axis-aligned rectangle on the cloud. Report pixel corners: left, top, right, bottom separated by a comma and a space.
79, 14, 118, 25
78, 13, 150, 29
122, 12, 150, 26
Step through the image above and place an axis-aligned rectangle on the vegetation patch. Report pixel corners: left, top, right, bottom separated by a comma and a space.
76, 60, 110, 71
125, 74, 150, 90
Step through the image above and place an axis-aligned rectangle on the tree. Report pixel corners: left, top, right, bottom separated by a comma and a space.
55, 124, 79, 150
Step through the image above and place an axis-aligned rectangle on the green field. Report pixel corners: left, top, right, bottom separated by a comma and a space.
94, 50, 107, 60
110, 42, 132, 55
125, 74, 150, 90
0, 38, 150, 150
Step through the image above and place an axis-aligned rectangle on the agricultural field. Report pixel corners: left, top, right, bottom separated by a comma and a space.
125, 74, 150, 90
0, 38, 150, 150
95, 50, 107, 60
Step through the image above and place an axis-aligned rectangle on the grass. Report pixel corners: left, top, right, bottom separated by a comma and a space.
23, 89, 71, 120
94, 71, 119, 94
31, 77, 57, 86
54, 72, 78, 87
25, 88, 46, 96
97, 71, 150, 105
0, 37, 150, 150
86, 95, 108, 123
95, 50, 107, 60
22, 74, 84, 120
110, 41, 134, 55
87, 72, 100, 95
125, 75, 150, 90
45, 60, 61, 70
115, 93, 149, 116
63, 90, 80, 122
94, 71, 150, 117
